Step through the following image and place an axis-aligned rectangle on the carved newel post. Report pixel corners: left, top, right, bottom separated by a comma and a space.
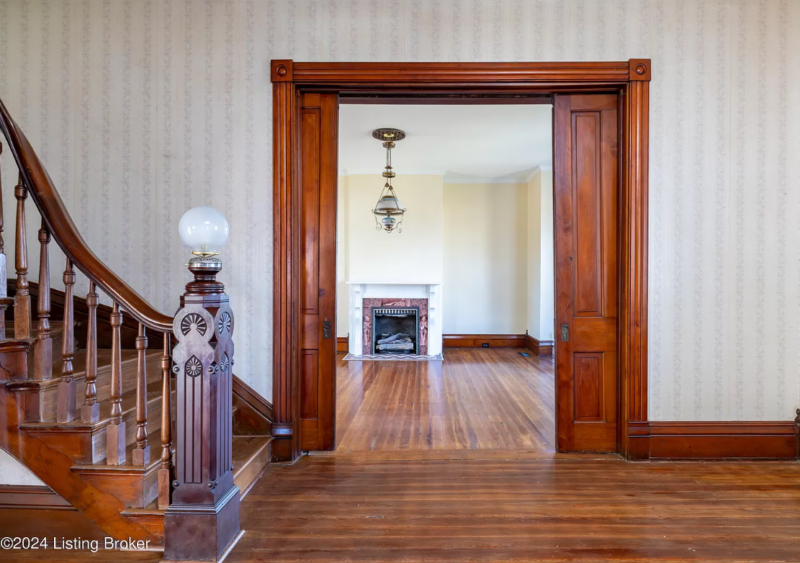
164, 207, 240, 562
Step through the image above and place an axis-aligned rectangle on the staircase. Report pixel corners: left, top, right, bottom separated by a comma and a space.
0, 97, 271, 551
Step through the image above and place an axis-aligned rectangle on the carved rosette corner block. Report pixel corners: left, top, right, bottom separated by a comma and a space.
628, 59, 651, 81
271, 59, 293, 82
163, 297, 239, 562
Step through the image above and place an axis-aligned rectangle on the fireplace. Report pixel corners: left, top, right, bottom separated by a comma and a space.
372, 307, 420, 355
347, 283, 441, 357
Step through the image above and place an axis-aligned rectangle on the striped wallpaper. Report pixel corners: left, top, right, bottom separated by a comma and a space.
0, 0, 798, 421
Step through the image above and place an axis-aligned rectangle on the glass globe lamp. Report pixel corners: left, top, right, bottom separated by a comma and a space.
178, 206, 230, 256
179, 207, 230, 293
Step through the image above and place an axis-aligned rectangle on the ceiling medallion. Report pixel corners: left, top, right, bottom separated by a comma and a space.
371, 128, 407, 234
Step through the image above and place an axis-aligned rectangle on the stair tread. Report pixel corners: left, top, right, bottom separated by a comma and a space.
19, 378, 168, 430
4, 320, 65, 337
232, 436, 272, 472
232, 435, 272, 497
115, 436, 273, 519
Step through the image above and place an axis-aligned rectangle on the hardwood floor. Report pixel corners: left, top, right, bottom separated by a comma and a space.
335, 348, 555, 452
11, 456, 800, 562
227, 456, 800, 562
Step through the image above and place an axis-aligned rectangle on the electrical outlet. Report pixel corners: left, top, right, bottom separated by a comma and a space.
482, 343, 489, 348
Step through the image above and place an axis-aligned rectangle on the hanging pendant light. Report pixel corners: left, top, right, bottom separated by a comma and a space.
371, 128, 407, 233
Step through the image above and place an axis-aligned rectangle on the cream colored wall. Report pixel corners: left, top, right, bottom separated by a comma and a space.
527, 169, 554, 342
337, 178, 529, 337
443, 183, 528, 334
345, 174, 444, 284
336, 173, 444, 338
540, 171, 554, 342
0, 0, 798, 425
336, 176, 349, 338
528, 173, 543, 340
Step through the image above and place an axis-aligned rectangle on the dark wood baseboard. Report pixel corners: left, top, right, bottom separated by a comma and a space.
627, 421, 799, 460
0, 484, 75, 510
336, 336, 348, 353
524, 335, 554, 356
443, 334, 526, 348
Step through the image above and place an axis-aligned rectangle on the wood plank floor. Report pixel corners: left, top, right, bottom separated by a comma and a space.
335, 348, 555, 452
11, 457, 800, 562
228, 455, 800, 562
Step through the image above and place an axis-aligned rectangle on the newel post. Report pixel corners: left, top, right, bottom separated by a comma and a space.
163, 248, 239, 561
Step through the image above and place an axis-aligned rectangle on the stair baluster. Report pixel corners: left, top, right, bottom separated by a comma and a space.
132, 323, 150, 466
33, 219, 52, 380
158, 332, 173, 509
56, 258, 76, 422
13, 173, 30, 339
107, 301, 126, 465
81, 280, 100, 423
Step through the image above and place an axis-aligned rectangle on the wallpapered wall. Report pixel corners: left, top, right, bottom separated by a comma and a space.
0, 0, 798, 421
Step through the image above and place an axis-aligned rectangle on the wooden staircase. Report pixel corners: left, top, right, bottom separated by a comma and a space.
0, 96, 271, 552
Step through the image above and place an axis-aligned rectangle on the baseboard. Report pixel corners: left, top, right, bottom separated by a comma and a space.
443, 334, 526, 348
524, 335, 554, 356
0, 484, 75, 510
627, 421, 799, 460
336, 336, 348, 353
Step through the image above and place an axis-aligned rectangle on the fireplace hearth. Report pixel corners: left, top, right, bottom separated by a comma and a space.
372, 307, 420, 355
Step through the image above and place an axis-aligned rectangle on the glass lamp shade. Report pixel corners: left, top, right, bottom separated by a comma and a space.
178, 206, 230, 254
373, 195, 403, 215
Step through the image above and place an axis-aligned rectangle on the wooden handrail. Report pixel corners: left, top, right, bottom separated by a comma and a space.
0, 97, 172, 332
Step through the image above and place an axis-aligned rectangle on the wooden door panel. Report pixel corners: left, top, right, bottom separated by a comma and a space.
300, 104, 320, 315
573, 112, 602, 317
298, 91, 338, 451
555, 93, 619, 453
574, 353, 603, 421
300, 351, 319, 419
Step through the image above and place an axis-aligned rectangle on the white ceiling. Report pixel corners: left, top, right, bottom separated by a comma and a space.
338, 104, 552, 184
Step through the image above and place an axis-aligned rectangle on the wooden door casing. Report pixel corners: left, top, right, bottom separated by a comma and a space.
554, 93, 619, 453
298, 92, 338, 451
272, 59, 651, 461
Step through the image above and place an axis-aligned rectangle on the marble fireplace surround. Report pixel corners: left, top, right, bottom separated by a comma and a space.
347, 282, 443, 356
366, 299, 427, 355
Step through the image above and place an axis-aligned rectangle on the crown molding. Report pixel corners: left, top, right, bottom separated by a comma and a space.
340, 169, 446, 177
442, 174, 530, 185
524, 164, 553, 183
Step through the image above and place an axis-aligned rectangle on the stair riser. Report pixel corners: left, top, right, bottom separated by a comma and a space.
234, 441, 272, 498
24, 392, 172, 465
75, 463, 159, 510
18, 357, 163, 423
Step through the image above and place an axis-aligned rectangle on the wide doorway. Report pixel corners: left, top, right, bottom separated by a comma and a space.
272, 59, 651, 461
334, 103, 557, 453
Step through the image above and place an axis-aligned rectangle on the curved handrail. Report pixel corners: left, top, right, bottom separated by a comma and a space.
0, 97, 173, 332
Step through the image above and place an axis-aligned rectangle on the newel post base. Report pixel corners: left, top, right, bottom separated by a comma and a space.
164, 256, 240, 562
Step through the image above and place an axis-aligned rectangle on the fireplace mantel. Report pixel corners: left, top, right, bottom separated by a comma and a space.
346, 281, 443, 356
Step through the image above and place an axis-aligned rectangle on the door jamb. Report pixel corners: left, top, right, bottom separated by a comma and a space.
271, 59, 651, 462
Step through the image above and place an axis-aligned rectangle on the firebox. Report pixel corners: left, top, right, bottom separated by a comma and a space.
371, 307, 420, 355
